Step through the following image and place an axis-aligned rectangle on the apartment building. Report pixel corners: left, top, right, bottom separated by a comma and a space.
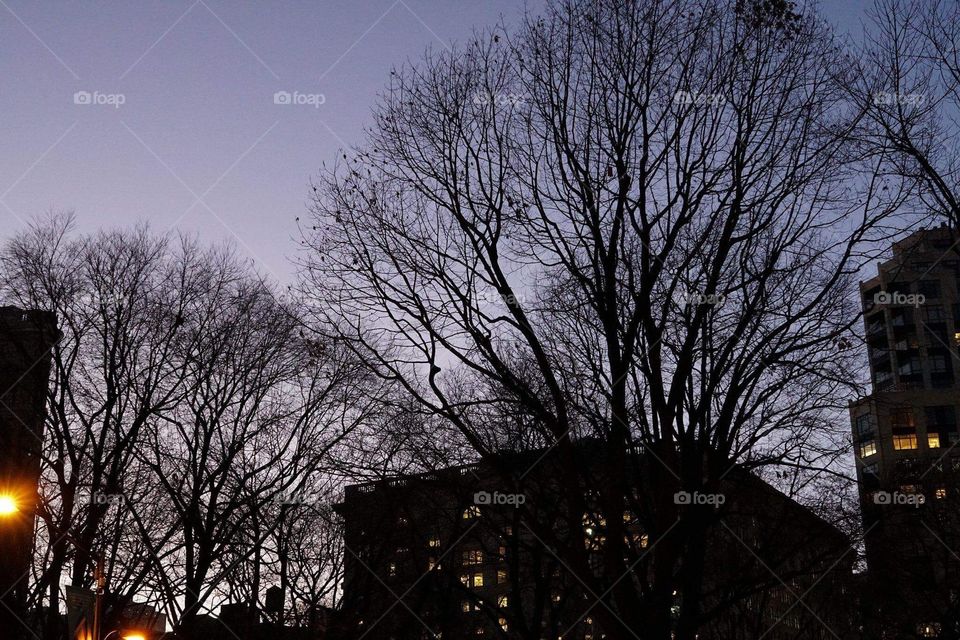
850, 224, 960, 638
336, 445, 854, 639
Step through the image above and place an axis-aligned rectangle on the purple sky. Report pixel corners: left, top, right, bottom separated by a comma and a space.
0, 0, 869, 284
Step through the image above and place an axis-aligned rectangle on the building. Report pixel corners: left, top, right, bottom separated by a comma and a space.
850, 224, 960, 638
0, 307, 59, 638
336, 445, 855, 640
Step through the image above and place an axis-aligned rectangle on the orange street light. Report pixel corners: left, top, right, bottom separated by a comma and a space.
0, 495, 19, 515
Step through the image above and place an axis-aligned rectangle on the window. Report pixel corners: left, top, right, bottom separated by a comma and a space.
858, 440, 878, 457
897, 356, 921, 377
930, 352, 951, 375
462, 550, 483, 566
893, 434, 918, 450
929, 433, 941, 449
462, 601, 473, 613
497, 569, 508, 584
473, 572, 484, 587
460, 574, 471, 587
499, 617, 508, 631
463, 506, 481, 519
891, 408, 915, 428
498, 595, 508, 608
428, 535, 440, 548
863, 462, 879, 476
936, 487, 947, 500
855, 414, 874, 439
388, 562, 397, 577
925, 305, 946, 322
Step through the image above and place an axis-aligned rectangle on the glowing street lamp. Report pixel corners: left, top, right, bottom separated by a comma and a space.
0, 495, 19, 515
104, 630, 148, 640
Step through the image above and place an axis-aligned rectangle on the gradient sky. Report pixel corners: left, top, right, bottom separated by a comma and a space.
0, 0, 871, 284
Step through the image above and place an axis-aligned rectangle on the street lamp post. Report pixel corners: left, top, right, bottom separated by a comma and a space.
0, 492, 130, 640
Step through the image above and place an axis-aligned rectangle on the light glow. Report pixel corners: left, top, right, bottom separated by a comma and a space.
0, 495, 19, 515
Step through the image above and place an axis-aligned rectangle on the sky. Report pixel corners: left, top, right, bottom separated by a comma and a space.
0, 0, 870, 285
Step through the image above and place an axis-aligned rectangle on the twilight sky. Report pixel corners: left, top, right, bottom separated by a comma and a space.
0, 0, 870, 284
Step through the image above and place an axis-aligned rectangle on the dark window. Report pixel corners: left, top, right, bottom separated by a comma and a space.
918, 279, 941, 299
855, 414, 874, 439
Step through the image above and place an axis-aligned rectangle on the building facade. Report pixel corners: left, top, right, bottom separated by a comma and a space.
0, 307, 59, 638
336, 447, 854, 640
850, 225, 960, 638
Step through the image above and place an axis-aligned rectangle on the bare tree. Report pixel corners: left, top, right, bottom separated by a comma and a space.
299, 0, 899, 637
1, 215, 378, 639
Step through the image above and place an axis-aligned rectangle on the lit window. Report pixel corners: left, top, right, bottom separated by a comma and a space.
497, 569, 507, 584
473, 572, 484, 587
463, 506, 481, 519
460, 574, 471, 587
551, 592, 561, 603
388, 562, 397, 577
893, 434, 918, 450
929, 433, 941, 448
859, 440, 878, 457
428, 535, 440, 548
497, 595, 508, 608
462, 601, 472, 613
640, 534, 649, 548
499, 617, 508, 631
475, 628, 484, 636
936, 487, 947, 499
428, 557, 438, 571
462, 550, 483, 566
